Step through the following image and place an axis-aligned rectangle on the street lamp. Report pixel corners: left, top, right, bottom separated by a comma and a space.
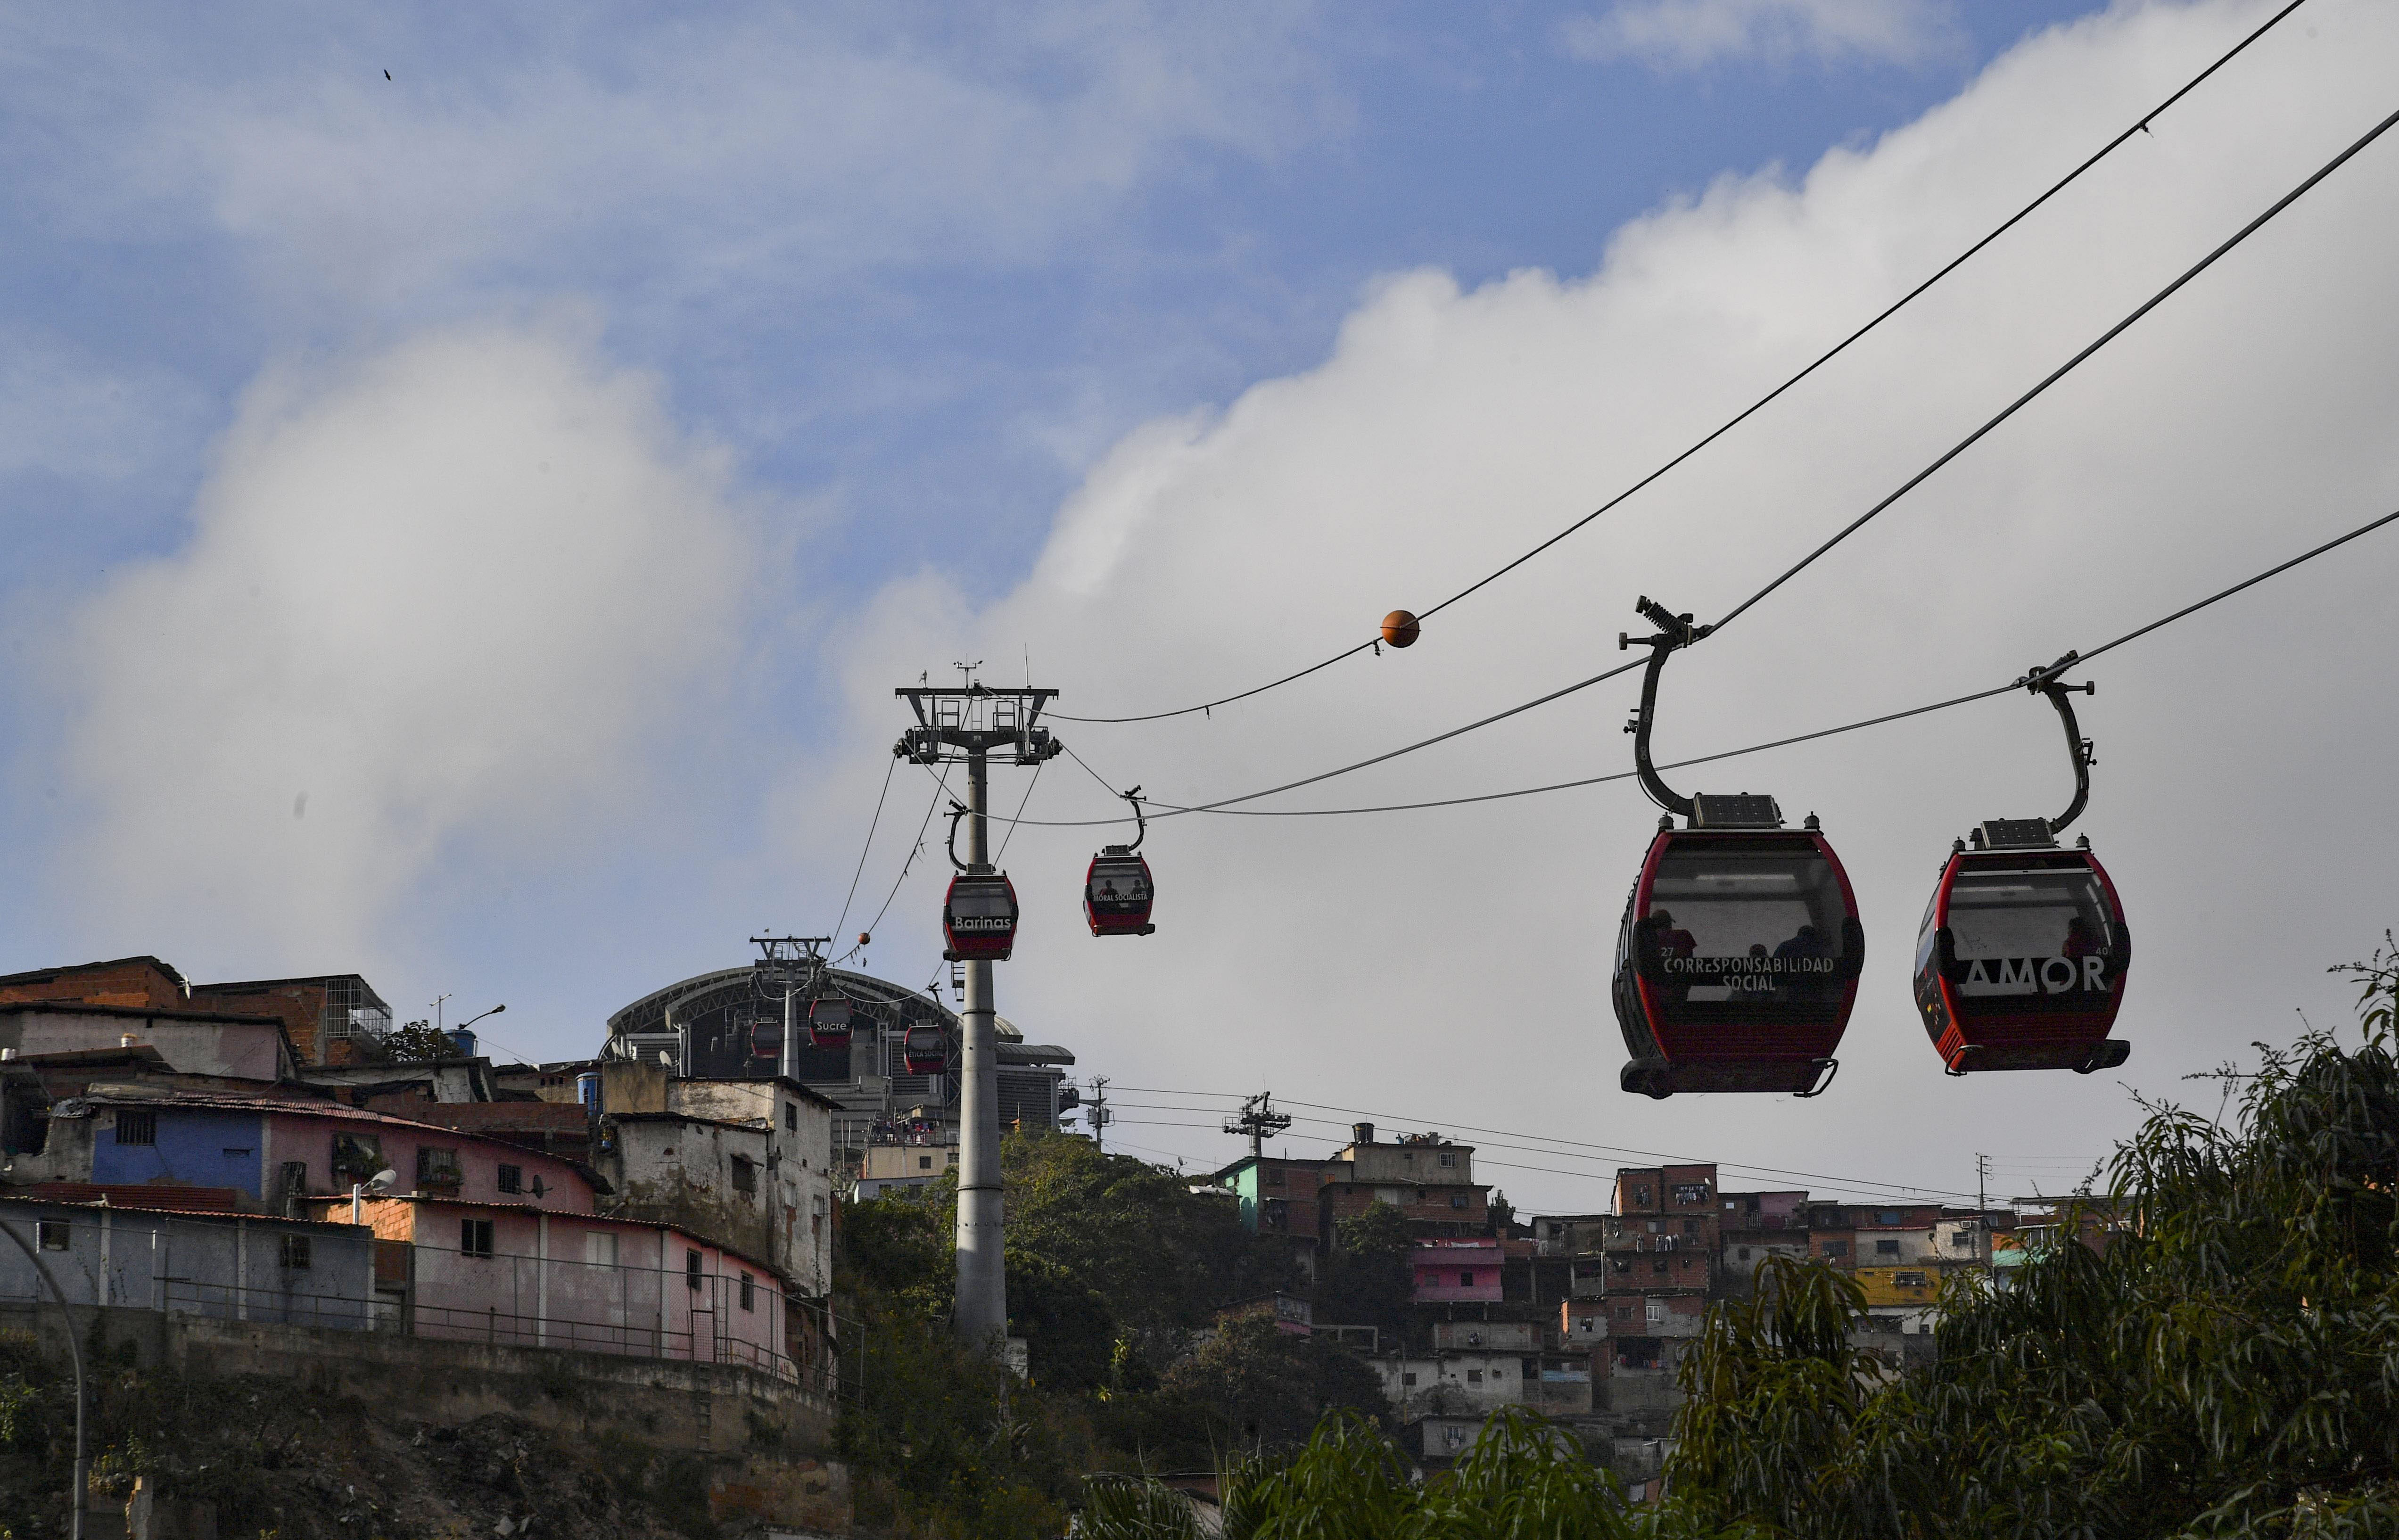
351, 1167, 399, 1224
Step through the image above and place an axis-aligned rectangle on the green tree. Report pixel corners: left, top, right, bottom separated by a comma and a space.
1318, 1202, 1416, 1346
1080, 1407, 1750, 1539
381, 1019, 458, 1062
1664, 940, 2399, 1537
890, 1129, 1303, 1393
1157, 1314, 1393, 1457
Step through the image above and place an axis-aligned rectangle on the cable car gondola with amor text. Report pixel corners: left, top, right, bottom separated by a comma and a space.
1610, 600, 1863, 1099
1913, 654, 2131, 1075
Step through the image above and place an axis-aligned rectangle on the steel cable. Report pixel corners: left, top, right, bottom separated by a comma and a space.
989, 503, 2399, 825
1047, 0, 2319, 725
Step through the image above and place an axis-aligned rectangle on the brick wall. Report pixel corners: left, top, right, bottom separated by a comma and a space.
0, 958, 186, 1011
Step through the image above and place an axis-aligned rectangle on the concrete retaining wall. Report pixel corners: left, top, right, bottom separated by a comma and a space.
0, 1297, 838, 1460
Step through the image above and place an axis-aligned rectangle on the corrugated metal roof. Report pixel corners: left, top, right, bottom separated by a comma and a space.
3, 1187, 361, 1227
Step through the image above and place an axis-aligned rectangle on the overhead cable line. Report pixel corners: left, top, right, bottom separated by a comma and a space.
990, 504, 2399, 825
1046, 0, 2317, 727
1106, 1098, 1982, 1201
986, 110, 2399, 831
1710, 96, 2399, 635
1101, 1117, 1810, 1194
836, 759, 954, 965
1102, 1084, 1984, 1200
831, 756, 898, 942
994, 761, 1042, 862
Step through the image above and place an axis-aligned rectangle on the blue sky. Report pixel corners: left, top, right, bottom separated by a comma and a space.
9, 1, 2397, 1209
3, 1, 2102, 601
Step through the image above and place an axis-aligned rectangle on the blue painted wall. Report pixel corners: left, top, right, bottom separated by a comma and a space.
91, 1107, 264, 1198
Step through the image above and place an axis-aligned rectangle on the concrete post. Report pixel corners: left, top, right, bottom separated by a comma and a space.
954, 747, 1007, 1349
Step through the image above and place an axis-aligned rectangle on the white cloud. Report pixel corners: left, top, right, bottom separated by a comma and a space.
1563, 0, 1964, 72
4, 5, 1336, 316
813, 0, 2399, 1204
56, 321, 759, 976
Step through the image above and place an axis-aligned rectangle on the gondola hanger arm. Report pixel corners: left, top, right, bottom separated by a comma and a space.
2017, 651, 2095, 836
1118, 786, 1147, 853
945, 801, 971, 871
1616, 595, 1709, 819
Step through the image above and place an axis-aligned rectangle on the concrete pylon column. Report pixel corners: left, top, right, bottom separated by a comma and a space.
954, 748, 1007, 1348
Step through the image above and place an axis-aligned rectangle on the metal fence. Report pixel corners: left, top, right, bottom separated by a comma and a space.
162, 1268, 842, 1397
0, 1218, 858, 1404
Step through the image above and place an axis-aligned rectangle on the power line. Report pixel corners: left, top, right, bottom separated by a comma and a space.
832, 755, 898, 941
1110, 1099, 1982, 1201
1711, 96, 2399, 635
1045, 0, 2318, 727
985, 503, 2399, 825
1102, 1084, 1985, 1201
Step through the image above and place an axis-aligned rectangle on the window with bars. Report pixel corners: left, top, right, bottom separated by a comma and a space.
740, 1273, 756, 1311
416, 1147, 462, 1191
497, 1164, 523, 1195
114, 1110, 157, 1145
460, 1219, 494, 1258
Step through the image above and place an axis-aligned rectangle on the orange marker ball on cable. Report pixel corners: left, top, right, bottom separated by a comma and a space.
1381, 610, 1420, 648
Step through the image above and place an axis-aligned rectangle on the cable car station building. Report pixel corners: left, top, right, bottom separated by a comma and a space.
600, 961, 1076, 1177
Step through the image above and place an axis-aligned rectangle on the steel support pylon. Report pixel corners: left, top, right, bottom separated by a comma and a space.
891, 676, 1061, 1359
953, 748, 1008, 1349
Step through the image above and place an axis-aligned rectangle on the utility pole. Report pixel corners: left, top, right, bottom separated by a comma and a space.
895, 674, 1063, 1354
1223, 1091, 1293, 1164
1977, 1153, 1991, 1272
1085, 1077, 1112, 1152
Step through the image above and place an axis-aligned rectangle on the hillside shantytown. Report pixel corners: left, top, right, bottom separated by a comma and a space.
0, 945, 2106, 1535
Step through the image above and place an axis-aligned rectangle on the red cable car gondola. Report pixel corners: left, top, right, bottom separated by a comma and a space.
943, 872, 1019, 960
1086, 788, 1156, 937
1610, 599, 1863, 1099
901, 1023, 948, 1075
807, 995, 854, 1051
1913, 657, 2130, 1075
749, 1014, 783, 1060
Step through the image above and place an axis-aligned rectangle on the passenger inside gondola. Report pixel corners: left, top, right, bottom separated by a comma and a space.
2062, 916, 2105, 958
1650, 908, 1697, 959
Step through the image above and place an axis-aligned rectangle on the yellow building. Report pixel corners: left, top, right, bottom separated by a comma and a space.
1853, 1266, 1940, 1307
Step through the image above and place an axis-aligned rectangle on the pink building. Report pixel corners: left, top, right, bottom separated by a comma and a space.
1412, 1238, 1503, 1302
322, 1194, 796, 1379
